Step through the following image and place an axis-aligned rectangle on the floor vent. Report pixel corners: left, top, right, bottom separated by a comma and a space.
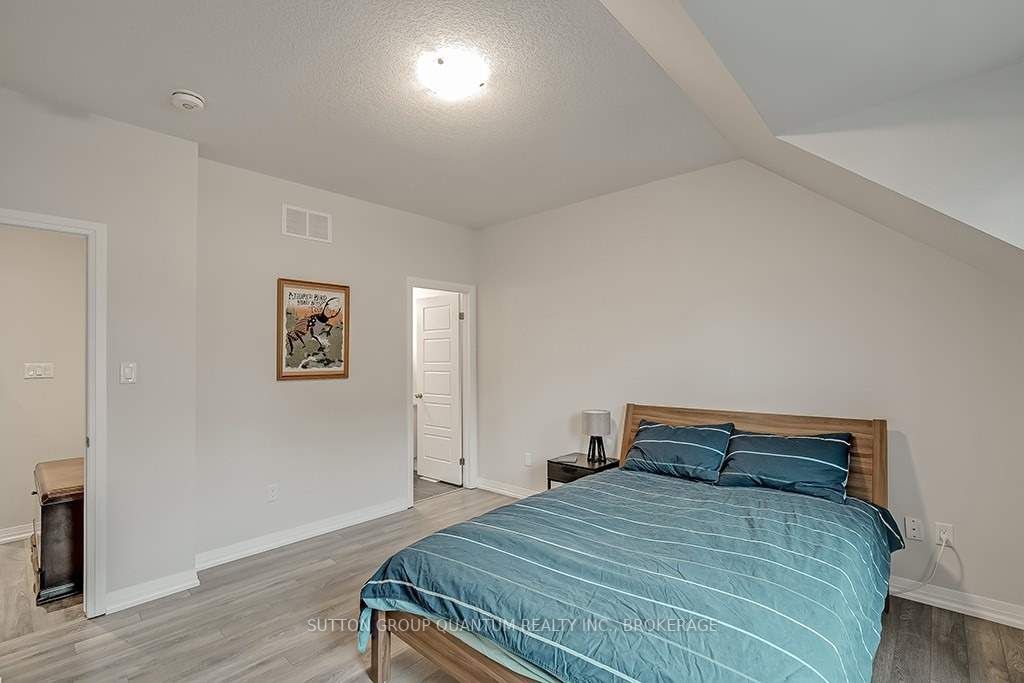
282, 204, 332, 243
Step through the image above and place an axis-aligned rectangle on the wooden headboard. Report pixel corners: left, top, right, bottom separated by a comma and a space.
619, 404, 888, 507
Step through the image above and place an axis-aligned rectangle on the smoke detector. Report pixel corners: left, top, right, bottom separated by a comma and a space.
170, 90, 205, 112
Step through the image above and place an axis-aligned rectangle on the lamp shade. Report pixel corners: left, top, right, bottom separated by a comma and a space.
581, 409, 611, 437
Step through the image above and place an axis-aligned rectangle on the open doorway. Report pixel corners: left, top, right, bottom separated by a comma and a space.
0, 222, 87, 641
407, 279, 477, 505
0, 207, 108, 628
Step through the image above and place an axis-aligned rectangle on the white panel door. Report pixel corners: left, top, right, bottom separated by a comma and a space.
415, 292, 463, 485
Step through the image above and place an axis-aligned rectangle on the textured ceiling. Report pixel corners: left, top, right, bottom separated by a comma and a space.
680, 0, 1024, 133
0, 0, 735, 228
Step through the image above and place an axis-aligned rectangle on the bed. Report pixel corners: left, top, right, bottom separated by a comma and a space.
358, 404, 903, 682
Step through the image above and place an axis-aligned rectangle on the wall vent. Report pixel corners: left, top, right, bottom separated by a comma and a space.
282, 204, 332, 243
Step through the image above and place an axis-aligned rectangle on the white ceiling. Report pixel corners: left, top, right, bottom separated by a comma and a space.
676, 0, 1024, 252
0, 0, 735, 228
600, 0, 1024, 289
680, 0, 1024, 134
782, 61, 1024, 249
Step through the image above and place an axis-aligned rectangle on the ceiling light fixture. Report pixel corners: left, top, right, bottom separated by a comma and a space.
416, 47, 489, 102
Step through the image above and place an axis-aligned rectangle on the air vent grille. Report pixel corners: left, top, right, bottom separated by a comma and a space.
307, 211, 331, 241
281, 204, 332, 243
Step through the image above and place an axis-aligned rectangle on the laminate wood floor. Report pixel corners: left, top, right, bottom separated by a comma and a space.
0, 488, 1020, 682
412, 475, 460, 503
0, 538, 83, 645
873, 595, 1024, 683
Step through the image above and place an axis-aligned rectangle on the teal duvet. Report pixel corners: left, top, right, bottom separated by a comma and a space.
359, 469, 903, 682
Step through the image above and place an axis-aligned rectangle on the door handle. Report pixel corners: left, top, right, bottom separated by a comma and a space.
414, 393, 423, 399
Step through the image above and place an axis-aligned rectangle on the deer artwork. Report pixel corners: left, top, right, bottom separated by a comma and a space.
285, 295, 342, 367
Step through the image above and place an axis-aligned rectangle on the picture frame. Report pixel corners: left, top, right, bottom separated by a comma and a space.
276, 278, 350, 380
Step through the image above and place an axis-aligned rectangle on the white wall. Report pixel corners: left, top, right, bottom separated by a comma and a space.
4, 78, 1020, 620
195, 160, 476, 555
0, 225, 85, 533
0, 88, 199, 594
476, 160, 1024, 607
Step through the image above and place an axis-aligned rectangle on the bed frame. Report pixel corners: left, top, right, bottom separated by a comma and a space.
369, 403, 889, 682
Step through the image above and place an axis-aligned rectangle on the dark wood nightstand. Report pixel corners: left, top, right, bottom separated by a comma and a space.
547, 453, 618, 489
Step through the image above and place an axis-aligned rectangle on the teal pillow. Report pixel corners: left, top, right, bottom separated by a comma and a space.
623, 421, 734, 482
718, 430, 852, 502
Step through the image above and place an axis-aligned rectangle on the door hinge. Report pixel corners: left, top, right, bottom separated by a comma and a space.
85, 436, 90, 448
459, 457, 466, 466
458, 311, 465, 320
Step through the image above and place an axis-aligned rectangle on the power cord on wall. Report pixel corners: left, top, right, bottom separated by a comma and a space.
890, 537, 949, 596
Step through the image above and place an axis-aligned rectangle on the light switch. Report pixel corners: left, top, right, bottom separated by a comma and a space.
120, 361, 137, 384
24, 362, 55, 379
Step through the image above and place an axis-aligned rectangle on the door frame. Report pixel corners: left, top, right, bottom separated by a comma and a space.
0, 207, 108, 617
406, 277, 478, 507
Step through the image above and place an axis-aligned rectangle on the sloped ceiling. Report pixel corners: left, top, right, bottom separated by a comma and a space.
601, 0, 1024, 287
680, 0, 1024, 135
782, 62, 1024, 249
0, 0, 735, 228
677, 0, 1024, 252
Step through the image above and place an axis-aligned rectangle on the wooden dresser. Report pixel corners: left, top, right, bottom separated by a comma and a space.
32, 457, 84, 605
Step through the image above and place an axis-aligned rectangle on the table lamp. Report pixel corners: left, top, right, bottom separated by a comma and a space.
582, 409, 611, 463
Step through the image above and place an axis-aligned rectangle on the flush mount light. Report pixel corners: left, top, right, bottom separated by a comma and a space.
416, 47, 489, 101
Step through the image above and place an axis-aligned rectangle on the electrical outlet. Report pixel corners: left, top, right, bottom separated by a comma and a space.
524, 452, 534, 467
904, 516, 924, 542
935, 523, 955, 547
24, 362, 55, 379
266, 483, 279, 503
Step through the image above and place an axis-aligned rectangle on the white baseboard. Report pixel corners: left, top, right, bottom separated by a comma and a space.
195, 497, 409, 571
891, 576, 1024, 630
106, 569, 199, 614
0, 523, 33, 545
475, 478, 542, 500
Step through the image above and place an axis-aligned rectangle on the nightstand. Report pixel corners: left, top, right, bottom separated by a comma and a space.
547, 453, 618, 489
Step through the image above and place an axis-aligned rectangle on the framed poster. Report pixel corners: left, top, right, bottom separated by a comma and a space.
277, 278, 349, 380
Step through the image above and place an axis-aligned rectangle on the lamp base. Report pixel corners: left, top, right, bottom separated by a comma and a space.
587, 436, 607, 463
